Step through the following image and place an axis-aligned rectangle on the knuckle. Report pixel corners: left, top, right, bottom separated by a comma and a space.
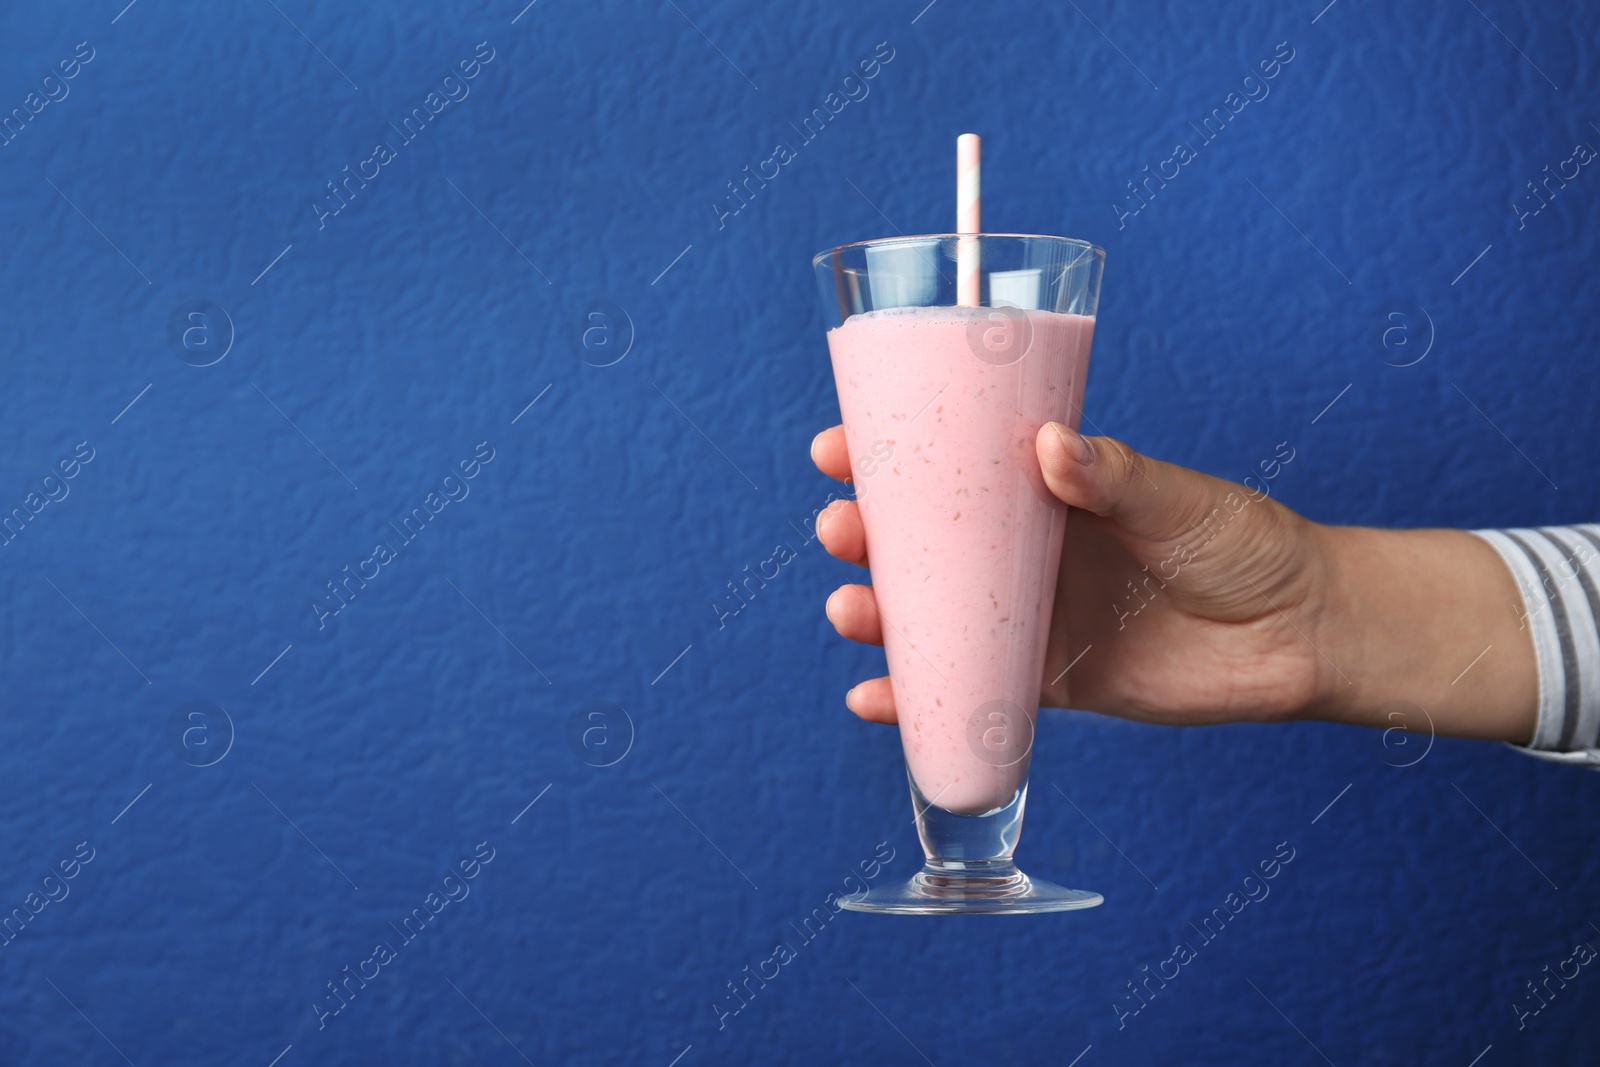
1103, 436, 1146, 492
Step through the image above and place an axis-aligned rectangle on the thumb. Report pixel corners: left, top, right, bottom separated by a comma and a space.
1037, 423, 1216, 542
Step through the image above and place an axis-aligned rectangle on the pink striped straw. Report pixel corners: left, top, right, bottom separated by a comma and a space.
956, 133, 981, 307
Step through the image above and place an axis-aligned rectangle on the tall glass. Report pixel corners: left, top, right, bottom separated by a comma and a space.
814, 234, 1105, 914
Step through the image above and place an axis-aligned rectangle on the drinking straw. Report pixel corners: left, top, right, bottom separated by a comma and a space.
956, 133, 981, 307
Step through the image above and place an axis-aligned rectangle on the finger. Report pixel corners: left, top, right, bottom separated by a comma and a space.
1037, 423, 1220, 545
845, 676, 897, 725
824, 583, 884, 645
816, 499, 869, 566
810, 425, 853, 484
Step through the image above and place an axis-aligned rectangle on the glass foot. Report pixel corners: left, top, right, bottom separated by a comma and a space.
840, 862, 1103, 915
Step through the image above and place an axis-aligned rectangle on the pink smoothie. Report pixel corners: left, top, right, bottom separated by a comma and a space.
827, 306, 1093, 815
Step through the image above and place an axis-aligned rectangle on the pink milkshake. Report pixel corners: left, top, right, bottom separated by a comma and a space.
827, 305, 1094, 815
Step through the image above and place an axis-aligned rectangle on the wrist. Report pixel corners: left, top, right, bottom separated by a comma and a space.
1292, 518, 1356, 723
1297, 520, 1361, 723
1295, 524, 1539, 743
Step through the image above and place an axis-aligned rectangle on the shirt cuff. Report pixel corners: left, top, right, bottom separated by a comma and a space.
1472, 527, 1600, 760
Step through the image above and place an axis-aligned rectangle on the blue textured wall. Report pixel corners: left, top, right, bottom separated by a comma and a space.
0, 1, 1597, 1063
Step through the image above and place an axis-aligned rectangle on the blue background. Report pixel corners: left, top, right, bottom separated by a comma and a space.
0, 0, 1596, 1063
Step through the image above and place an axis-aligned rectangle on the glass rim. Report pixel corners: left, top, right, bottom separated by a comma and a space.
811, 233, 1105, 269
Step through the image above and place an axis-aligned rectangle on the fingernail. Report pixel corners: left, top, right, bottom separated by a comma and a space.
844, 685, 859, 710
1053, 423, 1095, 464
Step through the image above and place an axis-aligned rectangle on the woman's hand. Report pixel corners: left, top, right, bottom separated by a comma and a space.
812, 422, 1537, 743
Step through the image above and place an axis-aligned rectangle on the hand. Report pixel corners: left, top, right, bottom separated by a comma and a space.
812, 422, 1537, 743
812, 422, 1329, 727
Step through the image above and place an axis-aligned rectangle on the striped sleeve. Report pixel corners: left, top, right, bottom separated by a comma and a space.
1473, 525, 1600, 765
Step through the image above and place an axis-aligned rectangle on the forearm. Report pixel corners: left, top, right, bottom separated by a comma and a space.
1307, 525, 1538, 743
